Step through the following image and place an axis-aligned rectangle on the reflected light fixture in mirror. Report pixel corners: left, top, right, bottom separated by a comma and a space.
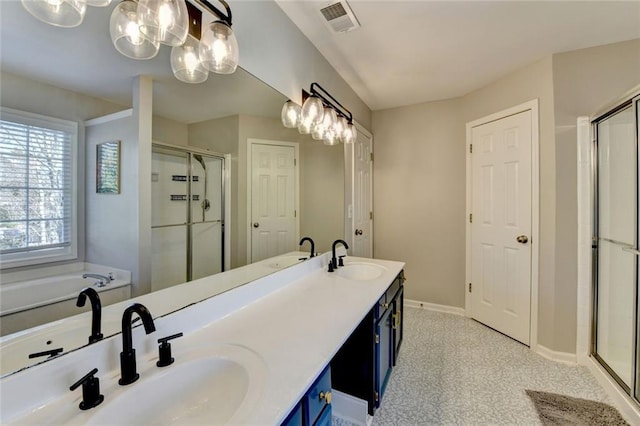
110, 0, 160, 59
20, 0, 92, 28
289, 82, 357, 145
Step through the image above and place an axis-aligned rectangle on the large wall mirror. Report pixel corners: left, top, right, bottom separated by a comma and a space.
0, 0, 345, 376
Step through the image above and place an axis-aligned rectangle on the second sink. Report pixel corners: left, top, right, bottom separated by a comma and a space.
335, 262, 386, 281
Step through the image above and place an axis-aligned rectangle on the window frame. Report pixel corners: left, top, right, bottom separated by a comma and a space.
0, 107, 78, 269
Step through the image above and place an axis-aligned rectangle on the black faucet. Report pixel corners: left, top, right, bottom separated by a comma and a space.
119, 303, 156, 386
76, 287, 103, 344
299, 237, 315, 258
330, 239, 349, 271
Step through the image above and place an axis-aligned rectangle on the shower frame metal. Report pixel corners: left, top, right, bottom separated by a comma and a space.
591, 92, 640, 402
152, 142, 227, 282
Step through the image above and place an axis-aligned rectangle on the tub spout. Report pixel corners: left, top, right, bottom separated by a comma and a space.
76, 287, 103, 344
82, 273, 112, 288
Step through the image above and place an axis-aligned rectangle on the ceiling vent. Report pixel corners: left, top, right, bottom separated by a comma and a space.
320, 1, 360, 33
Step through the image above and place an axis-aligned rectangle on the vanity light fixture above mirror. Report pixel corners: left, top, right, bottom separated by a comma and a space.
20, 0, 239, 83
281, 82, 357, 146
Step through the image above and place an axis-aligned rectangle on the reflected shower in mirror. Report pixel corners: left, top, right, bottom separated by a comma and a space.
0, 0, 346, 375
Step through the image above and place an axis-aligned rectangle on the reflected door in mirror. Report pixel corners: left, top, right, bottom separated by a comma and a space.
250, 142, 297, 262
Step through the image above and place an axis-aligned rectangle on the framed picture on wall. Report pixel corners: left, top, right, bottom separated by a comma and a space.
96, 140, 120, 194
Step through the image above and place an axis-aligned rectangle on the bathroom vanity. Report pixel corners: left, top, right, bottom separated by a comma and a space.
0, 253, 404, 425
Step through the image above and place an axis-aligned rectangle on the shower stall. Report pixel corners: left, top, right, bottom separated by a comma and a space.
592, 92, 640, 401
151, 143, 226, 291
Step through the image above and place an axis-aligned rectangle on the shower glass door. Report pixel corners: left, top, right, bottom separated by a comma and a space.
151, 145, 224, 291
593, 95, 639, 397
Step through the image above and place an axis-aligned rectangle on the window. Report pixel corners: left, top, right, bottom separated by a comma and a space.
0, 107, 78, 268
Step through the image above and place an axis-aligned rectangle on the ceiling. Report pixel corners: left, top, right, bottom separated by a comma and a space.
0, 1, 285, 124
275, 1, 640, 111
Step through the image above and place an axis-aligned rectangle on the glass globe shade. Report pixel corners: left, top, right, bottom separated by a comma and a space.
110, 0, 159, 60
343, 122, 357, 144
199, 21, 239, 74
21, 0, 87, 28
334, 116, 347, 142
171, 35, 208, 83
137, 0, 188, 46
281, 100, 301, 128
311, 120, 325, 140
320, 107, 337, 136
323, 126, 339, 145
298, 96, 323, 134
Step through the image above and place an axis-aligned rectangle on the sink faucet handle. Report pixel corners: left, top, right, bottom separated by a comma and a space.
338, 255, 346, 267
157, 332, 184, 367
69, 368, 104, 410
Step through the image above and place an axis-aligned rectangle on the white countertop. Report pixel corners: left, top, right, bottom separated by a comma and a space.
0, 254, 404, 425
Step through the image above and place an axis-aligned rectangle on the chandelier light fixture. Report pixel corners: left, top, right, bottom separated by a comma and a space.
282, 82, 357, 145
21, 0, 239, 83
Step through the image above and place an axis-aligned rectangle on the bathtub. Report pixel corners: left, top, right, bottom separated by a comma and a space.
0, 263, 131, 337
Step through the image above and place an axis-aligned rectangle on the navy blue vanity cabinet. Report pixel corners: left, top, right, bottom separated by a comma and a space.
330, 270, 405, 416
281, 365, 332, 426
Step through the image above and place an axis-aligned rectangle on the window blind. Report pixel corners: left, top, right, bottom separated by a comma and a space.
0, 111, 74, 256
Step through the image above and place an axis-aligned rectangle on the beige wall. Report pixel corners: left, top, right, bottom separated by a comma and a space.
551, 39, 640, 352
189, 114, 345, 268
372, 98, 465, 307
372, 39, 640, 354
462, 56, 558, 350
233, 1, 371, 130
152, 115, 188, 146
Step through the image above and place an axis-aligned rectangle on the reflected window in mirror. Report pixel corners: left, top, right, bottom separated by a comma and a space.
0, 107, 78, 268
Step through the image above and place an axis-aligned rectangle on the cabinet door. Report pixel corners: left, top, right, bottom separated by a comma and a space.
314, 404, 332, 426
376, 307, 393, 406
393, 286, 404, 365
281, 402, 303, 426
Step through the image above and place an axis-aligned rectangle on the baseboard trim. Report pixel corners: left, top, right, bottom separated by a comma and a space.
535, 344, 577, 365
586, 356, 640, 424
405, 299, 465, 316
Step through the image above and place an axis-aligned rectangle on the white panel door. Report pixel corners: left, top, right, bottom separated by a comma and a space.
471, 110, 532, 345
352, 131, 373, 258
251, 143, 296, 262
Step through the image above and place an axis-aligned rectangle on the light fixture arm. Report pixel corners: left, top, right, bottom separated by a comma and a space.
309, 82, 353, 123
195, 0, 232, 26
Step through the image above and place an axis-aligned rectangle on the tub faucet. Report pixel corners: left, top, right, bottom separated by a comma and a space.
82, 273, 112, 288
119, 303, 156, 386
330, 239, 349, 272
76, 287, 103, 344
299, 237, 315, 258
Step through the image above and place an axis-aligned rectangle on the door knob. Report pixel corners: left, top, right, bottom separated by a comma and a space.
355, 229, 363, 236
516, 235, 528, 244
253, 222, 259, 228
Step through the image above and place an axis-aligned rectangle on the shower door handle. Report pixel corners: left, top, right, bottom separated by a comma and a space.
622, 247, 640, 256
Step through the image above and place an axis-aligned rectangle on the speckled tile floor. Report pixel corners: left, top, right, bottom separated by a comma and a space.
338, 307, 611, 426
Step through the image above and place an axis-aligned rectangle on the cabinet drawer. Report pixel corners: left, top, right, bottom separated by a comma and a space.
385, 275, 401, 302
304, 366, 332, 425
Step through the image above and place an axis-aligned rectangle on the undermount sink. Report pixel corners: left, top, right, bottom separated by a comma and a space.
335, 262, 386, 281
86, 344, 267, 425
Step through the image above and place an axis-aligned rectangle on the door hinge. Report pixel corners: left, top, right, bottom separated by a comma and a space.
374, 391, 379, 402
375, 334, 379, 344
469, 213, 473, 223
294, 158, 297, 166
370, 153, 374, 162
469, 144, 473, 154
370, 211, 373, 220
294, 210, 297, 218
469, 282, 472, 293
